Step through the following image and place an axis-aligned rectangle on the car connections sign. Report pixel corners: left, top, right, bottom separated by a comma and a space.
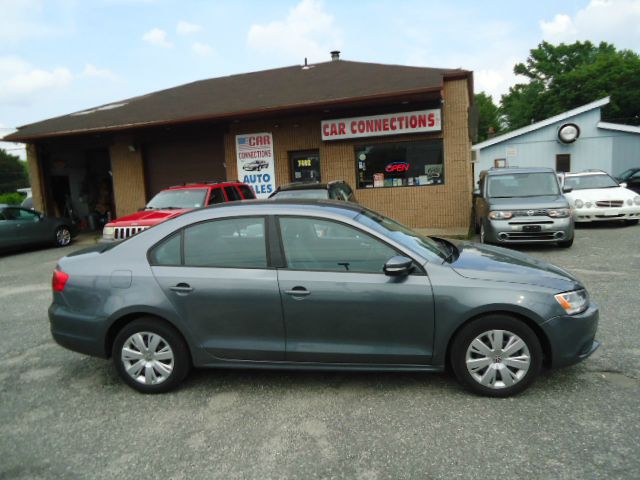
321, 109, 441, 141
236, 132, 277, 198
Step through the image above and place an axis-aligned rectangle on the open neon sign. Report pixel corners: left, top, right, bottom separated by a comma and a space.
385, 161, 410, 173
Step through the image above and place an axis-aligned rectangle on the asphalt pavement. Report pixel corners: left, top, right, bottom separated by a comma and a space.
1, 222, 639, 479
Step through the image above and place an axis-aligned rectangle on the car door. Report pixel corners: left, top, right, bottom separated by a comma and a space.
14, 208, 49, 244
0, 208, 19, 249
276, 216, 435, 365
150, 216, 285, 361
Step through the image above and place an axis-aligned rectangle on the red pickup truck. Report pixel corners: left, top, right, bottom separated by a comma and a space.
102, 181, 255, 241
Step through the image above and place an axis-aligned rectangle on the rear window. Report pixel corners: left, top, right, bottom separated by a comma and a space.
271, 189, 328, 200
238, 185, 256, 199
208, 188, 226, 205
224, 186, 242, 201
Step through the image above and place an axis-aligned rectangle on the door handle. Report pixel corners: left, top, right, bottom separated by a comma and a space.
170, 283, 193, 293
284, 287, 311, 297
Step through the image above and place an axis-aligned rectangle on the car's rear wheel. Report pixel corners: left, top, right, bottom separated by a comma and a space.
558, 237, 574, 248
112, 318, 191, 393
54, 226, 72, 247
450, 315, 542, 397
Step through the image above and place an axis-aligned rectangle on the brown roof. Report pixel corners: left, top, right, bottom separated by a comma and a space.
5, 60, 470, 142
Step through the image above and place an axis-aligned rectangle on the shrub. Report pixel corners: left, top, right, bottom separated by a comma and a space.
0, 192, 25, 205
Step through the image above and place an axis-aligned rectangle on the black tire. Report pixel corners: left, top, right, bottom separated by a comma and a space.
450, 315, 543, 397
54, 225, 72, 247
112, 317, 192, 394
558, 237, 574, 248
624, 219, 639, 226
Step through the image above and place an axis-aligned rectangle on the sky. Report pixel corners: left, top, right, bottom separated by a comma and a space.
2, 0, 640, 159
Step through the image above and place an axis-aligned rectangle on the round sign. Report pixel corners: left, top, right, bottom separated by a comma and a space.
558, 123, 580, 144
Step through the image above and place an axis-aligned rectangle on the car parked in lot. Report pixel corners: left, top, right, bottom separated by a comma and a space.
269, 180, 357, 202
1, 205, 74, 252
559, 171, 640, 225
615, 167, 640, 194
242, 159, 270, 171
50, 200, 599, 397
102, 181, 255, 241
474, 167, 574, 247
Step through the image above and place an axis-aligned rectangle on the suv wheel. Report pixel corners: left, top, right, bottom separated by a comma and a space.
450, 315, 542, 397
480, 223, 487, 244
112, 318, 191, 393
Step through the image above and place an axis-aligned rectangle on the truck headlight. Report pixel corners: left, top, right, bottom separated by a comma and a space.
548, 208, 570, 218
574, 199, 584, 208
102, 226, 115, 240
554, 289, 589, 315
489, 211, 513, 220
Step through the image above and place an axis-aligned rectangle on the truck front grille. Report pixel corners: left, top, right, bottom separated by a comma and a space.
114, 226, 149, 240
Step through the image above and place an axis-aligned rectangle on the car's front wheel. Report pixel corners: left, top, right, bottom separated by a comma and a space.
54, 226, 72, 247
450, 315, 542, 397
558, 237, 574, 248
112, 318, 191, 393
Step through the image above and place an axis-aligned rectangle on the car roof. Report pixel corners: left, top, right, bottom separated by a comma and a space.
276, 180, 349, 191
482, 167, 556, 176
166, 181, 246, 190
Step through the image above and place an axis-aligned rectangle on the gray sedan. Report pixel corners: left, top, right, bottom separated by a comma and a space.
0, 205, 73, 252
49, 200, 599, 397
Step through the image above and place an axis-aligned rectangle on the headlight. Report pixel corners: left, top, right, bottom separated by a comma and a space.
554, 289, 589, 315
634, 196, 640, 206
574, 199, 584, 208
102, 226, 115, 239
489, 211, 513, 220
585, 201, 592, 208
548, 208, 570, 218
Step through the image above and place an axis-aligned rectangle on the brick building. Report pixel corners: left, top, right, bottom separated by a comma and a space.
5, 53, 475, 232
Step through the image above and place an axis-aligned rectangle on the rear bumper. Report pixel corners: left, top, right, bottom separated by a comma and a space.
49, 304, 109, 358
542, 302, 600, 368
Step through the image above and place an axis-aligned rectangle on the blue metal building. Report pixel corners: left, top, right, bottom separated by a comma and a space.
472, 97, 640, 185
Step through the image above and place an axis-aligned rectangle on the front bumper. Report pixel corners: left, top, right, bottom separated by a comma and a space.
573, 205, 640, 222
541, 302, 600, 368
485, 216, 574, 243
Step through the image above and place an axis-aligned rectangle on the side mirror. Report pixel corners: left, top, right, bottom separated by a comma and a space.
383, 255, 414, 276
620, 182, 628, 188
562, 186, 573, 193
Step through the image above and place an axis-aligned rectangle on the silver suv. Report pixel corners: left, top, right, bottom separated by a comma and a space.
474, 167, 574, 247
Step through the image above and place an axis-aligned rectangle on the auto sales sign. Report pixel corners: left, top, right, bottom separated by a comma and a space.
321, 109, 441, 141
236, 132, 276, 198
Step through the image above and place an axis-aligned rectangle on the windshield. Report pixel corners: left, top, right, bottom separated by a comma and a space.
564, 174, 619, 190
356, 210, 447, 261
487, 172, 560, 198
146, 189, 208, 209
271, 190, 328, 200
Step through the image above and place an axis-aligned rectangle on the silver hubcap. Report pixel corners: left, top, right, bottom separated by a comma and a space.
121, 332, 174, 385
57, 228, 71, 246
466, 329, 531, 389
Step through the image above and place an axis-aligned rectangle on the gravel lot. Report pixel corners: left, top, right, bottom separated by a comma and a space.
1, 223, 639, 479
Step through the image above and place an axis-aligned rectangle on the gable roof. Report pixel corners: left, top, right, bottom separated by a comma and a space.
472, 97, 610, 151
597, 121, 640, 134
4, 60, 469, 142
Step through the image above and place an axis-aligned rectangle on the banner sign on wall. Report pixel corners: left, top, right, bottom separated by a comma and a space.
321, 109, 441, 141
236, 132, 276, 198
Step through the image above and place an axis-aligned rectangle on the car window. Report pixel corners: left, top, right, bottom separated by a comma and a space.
149, 233, 182, 266
564, 174, 619, 190
224, 186, 242, 201
279, 217, 397, 273
630, 171, 640, 180
208, 188, 226, 205
271, 189, 328, 200
184, 217, 267, 268
3, 207, 37, 220
329, 185, 349, 201
238, 185, 256, 199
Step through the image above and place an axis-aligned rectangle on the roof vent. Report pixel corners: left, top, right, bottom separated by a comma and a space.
302, 57, 312, 70
330, 50, 340, 61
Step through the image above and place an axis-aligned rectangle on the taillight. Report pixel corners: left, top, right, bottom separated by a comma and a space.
52, 270, 69, 292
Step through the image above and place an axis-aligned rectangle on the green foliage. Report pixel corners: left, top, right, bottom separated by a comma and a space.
474, 92, 503, 142
0, 148, 29, 194
0, 192, 25, 205
501, 41, 640, 130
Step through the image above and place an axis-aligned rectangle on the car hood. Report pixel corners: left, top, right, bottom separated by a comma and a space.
564, 187, 637, 202
448, 240, 582, 291
106, 209, 189, 227
486, 195, 569, 211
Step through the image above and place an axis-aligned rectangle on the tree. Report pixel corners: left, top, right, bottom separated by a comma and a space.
501, 41, 640, 130
0, 148, 29, 193
474, 92, 503, 142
